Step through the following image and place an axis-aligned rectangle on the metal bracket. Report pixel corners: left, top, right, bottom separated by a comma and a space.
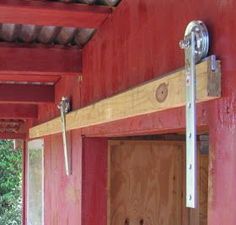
57, 96, 71, 176
199, 134, 209, 155
179, 21, 209, 208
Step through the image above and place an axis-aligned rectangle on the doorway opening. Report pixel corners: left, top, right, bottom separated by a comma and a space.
108, 134, 209, 225
27, 139, 44, 225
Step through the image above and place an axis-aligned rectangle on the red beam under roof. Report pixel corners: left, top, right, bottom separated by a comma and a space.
0, 132, 26, 139
0, 104, 37, 119
0, 0, 112, 28
0, 84, 54, 104
0, 44, 82, 83
0, 75, 60, 84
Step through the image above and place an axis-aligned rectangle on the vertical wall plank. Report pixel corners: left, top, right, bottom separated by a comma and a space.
82, 137, 108, 225
44, 130, 83, 225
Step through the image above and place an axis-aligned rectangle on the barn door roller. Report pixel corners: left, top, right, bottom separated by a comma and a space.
179, 21, 209, 208
58, 96, 72, 176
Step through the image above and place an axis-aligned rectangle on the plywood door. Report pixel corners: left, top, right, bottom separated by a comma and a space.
189, 153, 208, 225
108, 141, 184, 225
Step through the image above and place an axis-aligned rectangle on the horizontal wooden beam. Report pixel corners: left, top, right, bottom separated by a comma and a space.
0, 84, 54, 104
29, 56, 221, 139
0, 0, 112, 28
0, 75, 60, 84
0, 44, 82, 82
0, 104, 37, 119
0, 132, 26, 140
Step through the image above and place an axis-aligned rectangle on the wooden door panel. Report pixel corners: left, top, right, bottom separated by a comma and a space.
108, 141, 184, 225
108, 140, 208, 225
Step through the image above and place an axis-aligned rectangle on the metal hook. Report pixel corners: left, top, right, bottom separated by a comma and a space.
58, 96, 71, 176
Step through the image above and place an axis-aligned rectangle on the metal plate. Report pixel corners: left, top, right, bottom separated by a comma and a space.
179, 20, 210, 208
184, 20, 209, 63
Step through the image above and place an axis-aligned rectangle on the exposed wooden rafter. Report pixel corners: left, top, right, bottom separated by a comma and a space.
0, 44, 82, 83
0, 104, 37, 119
0, 0, 112, 28
0, 132, 26, 139
0, 119, 24, 133
0, 84, 54, 104
29, 57, 221, 139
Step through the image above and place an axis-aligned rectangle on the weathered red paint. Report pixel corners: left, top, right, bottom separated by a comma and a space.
33, 0, 236, 225
44, 130, 82, 225
36, 75, 82, 124
0, 43, 82, 83
0, 83, 54, 104
0, 0, 112, 28
0, 132, 26, 139
81, 1, 236, 224
82, 138, 108, 225
0, 104, 37, 119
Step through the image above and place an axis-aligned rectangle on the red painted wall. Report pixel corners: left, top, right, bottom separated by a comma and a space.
82, 138, 108, 225
35, 0, 236, 225
43, 131, 82, 225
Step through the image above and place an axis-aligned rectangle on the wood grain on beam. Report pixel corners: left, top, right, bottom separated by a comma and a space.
0, 84, 54, 104
29, 57, 221, 138
0, 0, 112, 28
0, 104, 37, 119
0, 44, 82, 83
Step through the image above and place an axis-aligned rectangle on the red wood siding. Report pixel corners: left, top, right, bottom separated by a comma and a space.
44, 131, 82, 225
35, 0, 236, 225
82, 138, 108, 225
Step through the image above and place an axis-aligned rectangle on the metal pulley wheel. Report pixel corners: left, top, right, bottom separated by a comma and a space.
180, 20, 209, 63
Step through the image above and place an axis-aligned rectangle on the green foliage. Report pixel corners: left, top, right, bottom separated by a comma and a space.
0, 140, 22, 225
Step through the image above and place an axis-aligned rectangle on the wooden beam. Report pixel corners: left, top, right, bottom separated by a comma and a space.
0, 132, 26, 139
0, 104, 37, 119
0, 84, 54, 104
0, 44, 82, 83
0, 75, 60, 84
0, 0, 112, 28
29, 56, 221, 139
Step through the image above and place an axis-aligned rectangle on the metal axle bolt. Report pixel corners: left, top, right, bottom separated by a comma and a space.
179, 38, 190, 49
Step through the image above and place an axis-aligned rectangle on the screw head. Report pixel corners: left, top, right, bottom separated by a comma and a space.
189, 194, 192, 201
179, 39, 190, 49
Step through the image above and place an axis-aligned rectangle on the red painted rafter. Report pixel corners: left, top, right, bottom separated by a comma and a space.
0, 104, 37, 119
0, 119, 24, 133
0, 84, 54, 104
0, 132, 26, 139
0, 75, 60, 84
0, 0, 112, 28
0, 44, 82, 83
